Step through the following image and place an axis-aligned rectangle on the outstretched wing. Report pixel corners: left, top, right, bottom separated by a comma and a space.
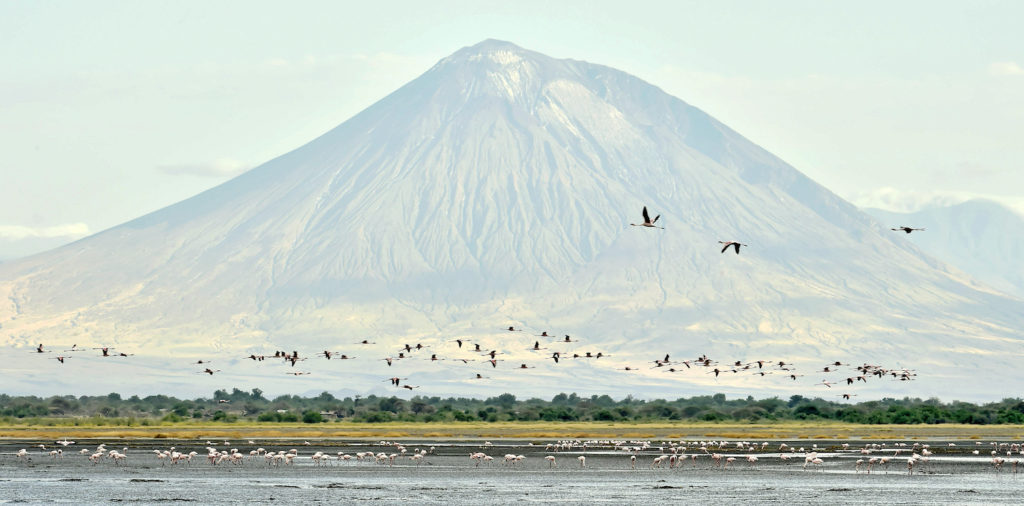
642, 206, 650, 223
652, 214, 660, 224
721, 242, 731, 253
732, 243, 741, 254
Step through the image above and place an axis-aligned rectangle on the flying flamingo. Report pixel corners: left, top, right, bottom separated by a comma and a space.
631, 206, 663, 229
892, 226, 925, 234
718, 241, 747, 254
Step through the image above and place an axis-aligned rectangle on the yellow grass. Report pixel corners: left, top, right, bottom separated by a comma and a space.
1, 421, 1023, 440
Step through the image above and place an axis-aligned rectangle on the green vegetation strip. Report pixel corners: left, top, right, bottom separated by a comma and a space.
4, 389, 1024, 439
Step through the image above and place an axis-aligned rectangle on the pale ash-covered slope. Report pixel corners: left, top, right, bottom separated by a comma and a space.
865, 200, 1024, 299
1, 40, 1022, 398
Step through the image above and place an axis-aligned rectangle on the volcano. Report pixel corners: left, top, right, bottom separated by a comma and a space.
2, 40, 1021, 400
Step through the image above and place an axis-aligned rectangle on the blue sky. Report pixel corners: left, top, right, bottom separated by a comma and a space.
2, 0, 1022, 257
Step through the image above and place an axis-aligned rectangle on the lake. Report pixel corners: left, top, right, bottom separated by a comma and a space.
1, 438, 1020, 504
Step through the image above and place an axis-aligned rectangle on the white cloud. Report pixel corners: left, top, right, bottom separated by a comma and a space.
849, 186, 1024, 216
157, 158, 250, 178
0, 223, 90, 240
989, 61, 1024, 76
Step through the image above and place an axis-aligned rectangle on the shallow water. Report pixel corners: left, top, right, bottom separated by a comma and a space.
1, 438, 1021, 504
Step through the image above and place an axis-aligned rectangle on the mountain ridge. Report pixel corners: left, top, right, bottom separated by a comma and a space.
1, 40, 1021, 400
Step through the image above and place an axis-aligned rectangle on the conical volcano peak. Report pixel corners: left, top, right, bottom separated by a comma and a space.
424, 40, 577, 105
445, 39, 534, 65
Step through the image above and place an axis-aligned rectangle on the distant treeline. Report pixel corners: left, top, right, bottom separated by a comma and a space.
2, 390, 1023, 425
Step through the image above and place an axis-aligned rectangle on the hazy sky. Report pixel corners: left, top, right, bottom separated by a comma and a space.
3, 1, 1023, 258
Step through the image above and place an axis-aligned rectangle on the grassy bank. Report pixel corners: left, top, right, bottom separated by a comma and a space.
3, 421, 1024, 440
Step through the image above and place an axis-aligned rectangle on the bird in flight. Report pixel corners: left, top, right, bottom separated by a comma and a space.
891, 226, 925, 234
631, 206, 663, 229
718, 241, 747, 254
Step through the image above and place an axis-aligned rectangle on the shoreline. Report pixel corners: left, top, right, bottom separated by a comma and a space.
3, 421, 1024, 440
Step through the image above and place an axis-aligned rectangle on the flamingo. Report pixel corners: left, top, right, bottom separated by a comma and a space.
891, 226, 925, 234
545, 455, 557, 467
631, 206, 663, 229
718, 241, 747, 254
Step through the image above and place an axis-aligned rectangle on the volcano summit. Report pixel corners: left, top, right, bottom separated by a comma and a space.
2, 40, 1021, 399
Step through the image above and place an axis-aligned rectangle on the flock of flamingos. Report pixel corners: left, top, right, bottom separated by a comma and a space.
17, 207, 927, 400
7, 436, 1021, 476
